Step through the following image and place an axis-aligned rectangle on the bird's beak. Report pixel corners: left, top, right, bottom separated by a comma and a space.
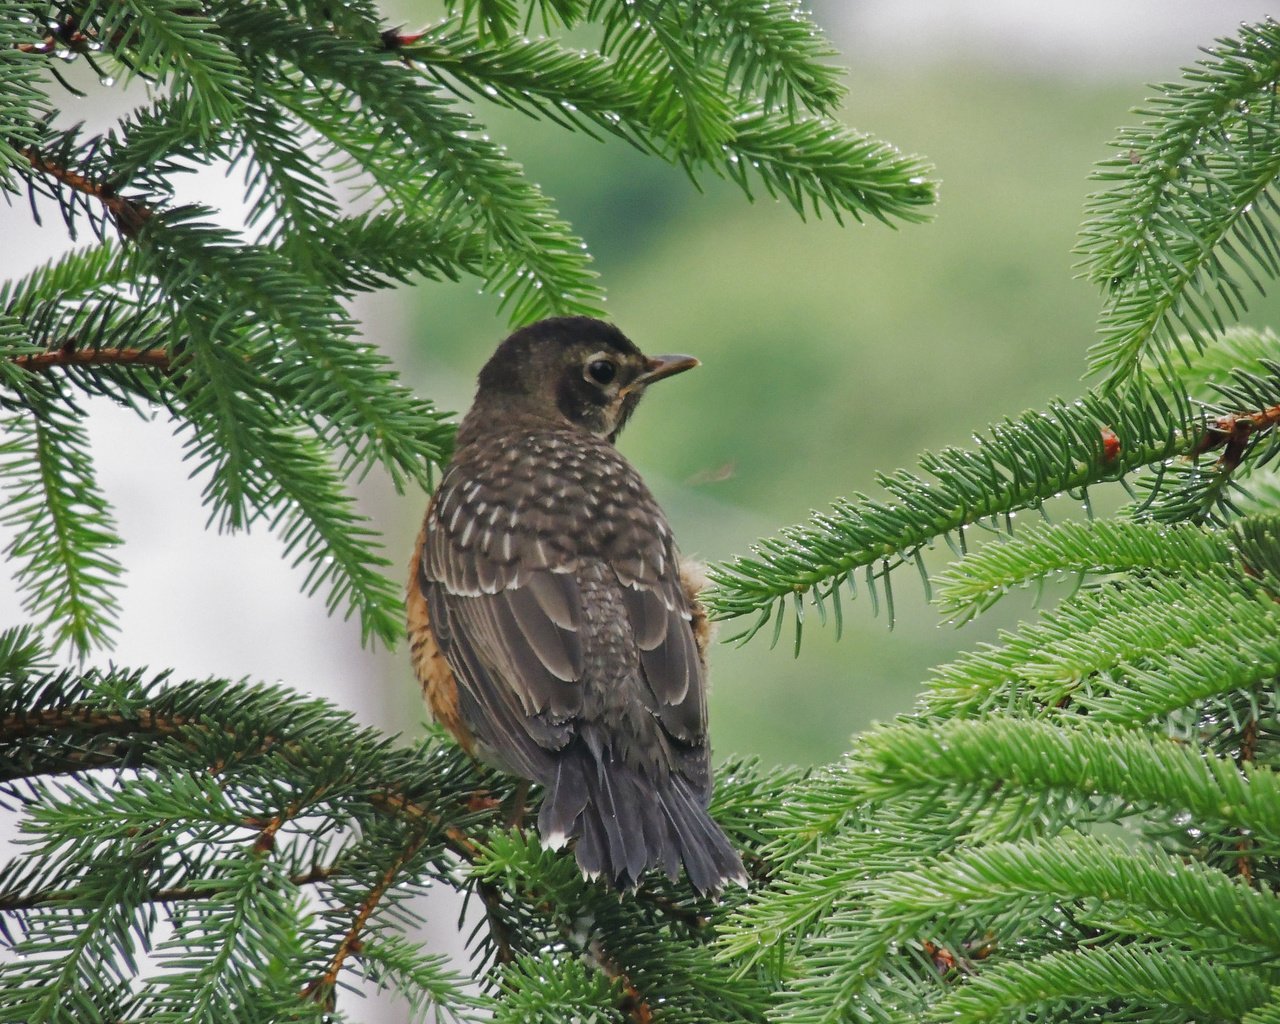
622, 354, 699, 397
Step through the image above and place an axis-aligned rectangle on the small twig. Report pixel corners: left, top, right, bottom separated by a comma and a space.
0, 705, 195, 744
21, 147, 153, 237
919, 935, 995, 979
15, 37, 58, 54
11, 346, 172, 373
301, 833, 429, 1005
1193, 402, 1280, 469
367, 789, 482, 862
379, 26, 427, 50
475, 878, 517, 967
249, 802, 298, 856
588, 939, 655, 1024
10, 18, 94, 56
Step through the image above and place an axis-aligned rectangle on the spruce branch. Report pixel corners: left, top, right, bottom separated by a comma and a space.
930, 944, 1275, 1023
1079, 18, 1280, 388
725, 104, 934, 224
300, 830, 432, 1007
1143, 325, 1280, 398
1193, 392, 1280, 466
0, 692, 486, 860
705, 384, 1196, 645
0, 861, 339, 915
598, 0, 734, 159
764, 834, 1280, 1024
401, 27, 933, 225
0, 664, 501, 1018
0, 239, 132, 316
0, 652, 765, 1021
701, 16, 1280, 1024
924, 566, 1273, 716
708, 364, 1280, 648
92, 0, 251, 128
932, 519, 1235, 621
401, 20, 657, 146
1128, 363, 1280, 526
865, 833, 1280, 955
493, 953, 625, 1024
857, 717, 1280, 850
690, 0, 846, 115
213, 0, 606, 323
9, 344, 170, 373
0, 399, 123, 654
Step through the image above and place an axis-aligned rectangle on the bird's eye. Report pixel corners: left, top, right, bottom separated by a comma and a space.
586, 359, 617, 385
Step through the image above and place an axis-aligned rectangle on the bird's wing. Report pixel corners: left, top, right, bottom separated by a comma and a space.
614, 555, 707, 745
419, 459, 595, 771
419, 452, 709, 772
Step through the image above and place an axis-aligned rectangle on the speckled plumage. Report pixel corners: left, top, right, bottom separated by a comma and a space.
408, 317, 744, 894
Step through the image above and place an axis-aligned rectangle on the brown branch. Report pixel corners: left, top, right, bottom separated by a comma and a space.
367, 789, 480, 862
475, 878, 517, 967
249, 800, 302, 856
301, 833, 430, 1006
9, 8, 105, 56
379, 27, 427, 49
21, 147, 153, 237
10, 347, 172, 374
1, 705, 195, 744
1192, 402, 1280, 470
584, 936, 661, 1024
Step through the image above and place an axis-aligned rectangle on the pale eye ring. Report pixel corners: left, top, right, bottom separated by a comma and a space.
585, 358, 617, 385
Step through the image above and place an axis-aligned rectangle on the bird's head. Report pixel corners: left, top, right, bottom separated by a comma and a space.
474, 316, 699, 441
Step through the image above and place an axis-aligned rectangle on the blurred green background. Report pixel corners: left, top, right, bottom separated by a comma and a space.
386, 6, 1280, 768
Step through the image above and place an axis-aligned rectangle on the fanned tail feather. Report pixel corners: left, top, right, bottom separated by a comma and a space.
538, 744, 745, 894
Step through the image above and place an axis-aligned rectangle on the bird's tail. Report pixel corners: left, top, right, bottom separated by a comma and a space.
538, 745, 746, 895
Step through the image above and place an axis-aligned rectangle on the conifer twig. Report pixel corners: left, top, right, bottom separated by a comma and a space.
301, 832, 430, 1004
589, 943, 655, 1024
708, 388, 1280, 635
1193, 401, 1280, 469
0, 705, 193, 744
21, 147, 153, 236
9, 346, 172, 373
10, 19, 94, 55
475, 879, 517, 967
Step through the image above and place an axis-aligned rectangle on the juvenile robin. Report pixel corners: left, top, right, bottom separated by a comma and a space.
407, 316, 745, 894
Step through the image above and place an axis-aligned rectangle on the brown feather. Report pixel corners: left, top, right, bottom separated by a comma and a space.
406, 515, 474, 755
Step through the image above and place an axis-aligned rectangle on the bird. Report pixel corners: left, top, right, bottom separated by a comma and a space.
407, 315, 745, 894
